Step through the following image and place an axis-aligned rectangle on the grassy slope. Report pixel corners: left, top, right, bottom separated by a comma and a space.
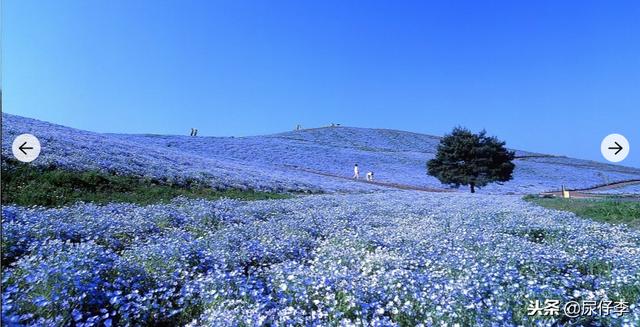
1, 160, 289, 207
524, 195, 640, 228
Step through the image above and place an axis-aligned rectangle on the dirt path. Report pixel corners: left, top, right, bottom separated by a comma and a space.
284, 164, 640, 196
283, 165, 453, 193
569, 179, 640, 192
542, 179, 640, 199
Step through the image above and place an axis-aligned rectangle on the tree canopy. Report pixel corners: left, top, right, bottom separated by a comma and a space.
427, 127, 515, 193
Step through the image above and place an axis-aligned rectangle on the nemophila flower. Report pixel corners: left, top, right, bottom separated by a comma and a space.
2, 183, 640, 325
4, 113, 640, 194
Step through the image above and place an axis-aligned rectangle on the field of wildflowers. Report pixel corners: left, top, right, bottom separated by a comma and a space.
2, 192, 640, 326
3, 114, 640, 326
4, 113, 640, 194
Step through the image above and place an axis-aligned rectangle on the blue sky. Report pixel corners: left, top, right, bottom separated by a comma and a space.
3, 1, 639, 167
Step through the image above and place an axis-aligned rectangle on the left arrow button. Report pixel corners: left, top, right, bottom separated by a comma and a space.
19, 141, 34, 155
12, 134, 41, 163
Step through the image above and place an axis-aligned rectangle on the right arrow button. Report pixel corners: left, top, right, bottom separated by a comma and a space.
608, 141, 623, 155
601, 134, 630, 163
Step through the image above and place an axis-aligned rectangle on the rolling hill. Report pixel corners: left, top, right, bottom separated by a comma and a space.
3, 113, 640, 194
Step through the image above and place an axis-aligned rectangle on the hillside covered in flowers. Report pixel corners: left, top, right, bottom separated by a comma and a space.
3, 113, 640, 194
2, 114, 640, 326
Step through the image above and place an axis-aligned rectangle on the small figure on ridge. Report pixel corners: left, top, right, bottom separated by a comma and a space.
366, 171, 374, 181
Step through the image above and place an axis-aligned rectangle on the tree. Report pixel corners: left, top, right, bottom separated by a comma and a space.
427, 127, 515, 193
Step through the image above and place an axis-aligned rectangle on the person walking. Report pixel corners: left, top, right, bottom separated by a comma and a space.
190, 128, 194, 136
353, 164, 360, 179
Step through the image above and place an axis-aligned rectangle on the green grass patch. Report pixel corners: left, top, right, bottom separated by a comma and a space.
524, 195, 640, 228
575, 259, 613, 277
1, 160, 289, 207
507, 227, 556, 244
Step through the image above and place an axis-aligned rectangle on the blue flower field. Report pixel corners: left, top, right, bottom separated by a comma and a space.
2, 114, 640, 326
4, 114, 640, 194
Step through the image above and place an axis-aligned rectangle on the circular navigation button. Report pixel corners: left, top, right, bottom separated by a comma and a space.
600, 134, 629, 163
12, 134, 41, 163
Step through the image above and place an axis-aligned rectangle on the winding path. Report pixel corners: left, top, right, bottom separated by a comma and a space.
284, 164, 640, 196
283, 165, 454, 193
543, 179, 640, 199
566, 179, 640, 192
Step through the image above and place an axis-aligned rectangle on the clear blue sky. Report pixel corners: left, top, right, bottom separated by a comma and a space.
3, 1, 639, 167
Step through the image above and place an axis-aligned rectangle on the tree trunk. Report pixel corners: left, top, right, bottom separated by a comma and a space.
470, 183, 475, 193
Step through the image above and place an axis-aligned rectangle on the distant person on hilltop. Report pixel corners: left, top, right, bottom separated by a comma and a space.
190, 128, 194, 136
194, 128, 198, 136
353, 164, 360, 179
366, 171, 374, 181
